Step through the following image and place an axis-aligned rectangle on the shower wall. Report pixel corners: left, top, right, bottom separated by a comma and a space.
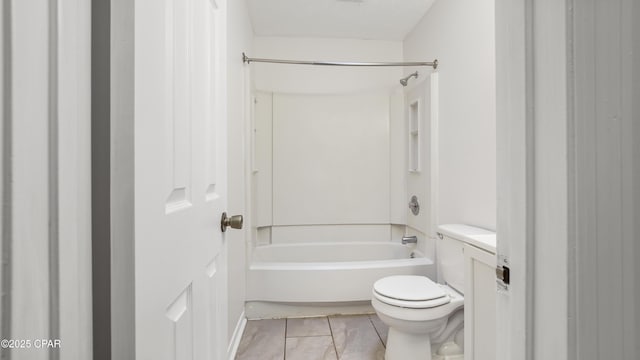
273, 94, 389, 225
253, 92, 394, 244
251, 37, 405, 245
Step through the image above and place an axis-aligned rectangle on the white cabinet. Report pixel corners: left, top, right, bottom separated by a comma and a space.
464, 244, 497, 360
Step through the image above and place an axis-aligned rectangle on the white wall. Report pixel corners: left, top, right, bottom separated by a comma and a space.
403, 0, 496, 231
226, 0, 253, 348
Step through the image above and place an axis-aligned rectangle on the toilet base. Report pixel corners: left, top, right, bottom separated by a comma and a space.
384, 331, 464, 360
432, 341, 464, 360
432, 354, 464, 360
384, 327, 433, 360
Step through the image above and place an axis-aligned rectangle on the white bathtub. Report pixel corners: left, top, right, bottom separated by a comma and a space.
246, 242, 434, 303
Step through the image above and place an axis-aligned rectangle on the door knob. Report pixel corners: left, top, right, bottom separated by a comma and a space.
220, 212, 243, 232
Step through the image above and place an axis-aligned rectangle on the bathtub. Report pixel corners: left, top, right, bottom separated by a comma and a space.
246, 242, 434, 303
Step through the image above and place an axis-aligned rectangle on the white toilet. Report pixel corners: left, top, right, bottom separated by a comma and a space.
372, 230, 466, 360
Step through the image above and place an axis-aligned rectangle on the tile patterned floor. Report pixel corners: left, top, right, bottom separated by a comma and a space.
235, 314, 389, 360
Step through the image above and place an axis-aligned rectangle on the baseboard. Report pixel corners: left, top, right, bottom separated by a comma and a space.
227, 311, 247, 360
245, 301, 375, 320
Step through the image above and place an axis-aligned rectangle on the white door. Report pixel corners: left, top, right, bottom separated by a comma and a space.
135, 0, 229, 359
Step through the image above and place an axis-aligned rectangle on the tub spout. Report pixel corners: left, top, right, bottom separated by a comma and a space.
402, 236, 418, 245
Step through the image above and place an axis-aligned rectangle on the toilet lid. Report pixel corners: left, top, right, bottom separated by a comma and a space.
373, 275, 447, 302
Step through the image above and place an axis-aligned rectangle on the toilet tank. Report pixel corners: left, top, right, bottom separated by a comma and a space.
437, 224, 496, 294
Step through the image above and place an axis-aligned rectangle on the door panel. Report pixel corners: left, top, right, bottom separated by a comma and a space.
135, 0, 227, 359
206, 255, 226, 359
166, 286, 194, 360
164, 0, 191, 213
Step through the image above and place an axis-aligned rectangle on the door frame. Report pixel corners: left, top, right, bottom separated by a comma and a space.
495, 0, 536, 357
495, 0, 640, 359
91, 0, 136, 358
496, 0, 575, 358
2, 0, 93, 359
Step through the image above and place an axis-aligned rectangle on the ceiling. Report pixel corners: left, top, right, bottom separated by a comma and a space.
246, 0, 436, 41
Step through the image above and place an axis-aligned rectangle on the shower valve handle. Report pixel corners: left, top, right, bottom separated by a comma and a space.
408, 195, 420, 215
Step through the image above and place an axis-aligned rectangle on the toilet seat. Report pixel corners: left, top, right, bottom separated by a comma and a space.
373, 275, 451, 309
372, 284, 464, 322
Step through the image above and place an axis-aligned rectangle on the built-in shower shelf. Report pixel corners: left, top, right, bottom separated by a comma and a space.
409, 99, 420, 172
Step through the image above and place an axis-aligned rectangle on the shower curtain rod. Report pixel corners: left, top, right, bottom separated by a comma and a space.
242, 53, 438, 69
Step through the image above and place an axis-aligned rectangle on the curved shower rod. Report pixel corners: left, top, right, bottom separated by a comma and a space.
242, 53, 438, 69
